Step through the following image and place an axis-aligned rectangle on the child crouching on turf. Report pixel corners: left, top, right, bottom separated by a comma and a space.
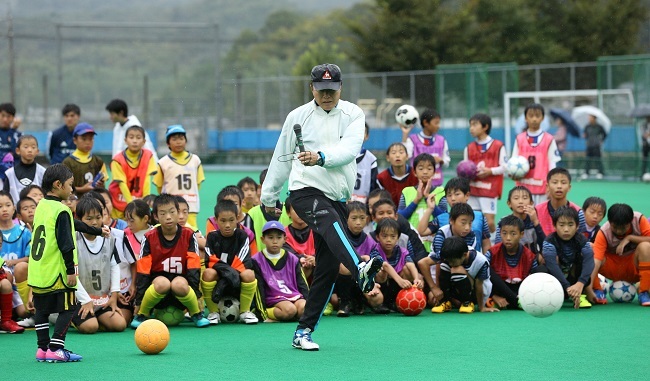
201, 200, 258, 325
131, 194, 209, 328
371, 218, 422, 311
121, 200, 152, 323
252, 221, 308, 322
72, 197, 126, 333
0, 257, 24, 333
542, 206, 594, 309
421, 236, 495, 313
335, 201, 382, 317
487, 215, 538, 310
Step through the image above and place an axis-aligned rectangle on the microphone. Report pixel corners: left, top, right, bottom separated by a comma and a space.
293, 124, 305, 152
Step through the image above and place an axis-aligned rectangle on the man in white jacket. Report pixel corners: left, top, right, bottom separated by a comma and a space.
261, 63, 383, 351
106, 99, 158, 161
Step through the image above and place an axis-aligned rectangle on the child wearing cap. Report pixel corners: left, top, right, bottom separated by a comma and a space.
153, 125, 204, 230
108, 125, 157, 219
252, 220, 309, 322
62, 123, 108, 196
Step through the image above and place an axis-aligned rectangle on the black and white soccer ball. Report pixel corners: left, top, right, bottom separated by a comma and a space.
217, 297, 240, 323
395, 104, 419, 126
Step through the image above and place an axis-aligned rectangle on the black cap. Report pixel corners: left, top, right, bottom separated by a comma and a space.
310, 63, 342, 91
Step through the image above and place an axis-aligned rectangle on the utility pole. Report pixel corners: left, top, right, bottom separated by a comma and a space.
7, 4, 15, 104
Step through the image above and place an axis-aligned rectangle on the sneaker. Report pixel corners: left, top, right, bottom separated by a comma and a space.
357, 257, 384, 293
292, 328, 319, 351
337, 303, 351, 317
638, 291, 650, 306
0, 320, 25, 334
371, 304, 391, 314
593, 289, 608, 305
323, 302, 334, 316
579, 295, 592, 308
207, 312, 221, 325
184, 311, 192, 321
459, 301, 475, 314
17, 316, 35, 328
191, 312, 210, 328
130, 314, 147, 329
239, 311, 259, 324
45, 348, 82, 363
35, 348, 47, 362
431, 300, 452, 313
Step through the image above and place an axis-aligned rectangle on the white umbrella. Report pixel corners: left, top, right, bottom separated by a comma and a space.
571, 105, 612, 133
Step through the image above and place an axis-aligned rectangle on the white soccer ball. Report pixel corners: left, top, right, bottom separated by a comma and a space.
518, 273, 564, 318
609, 280, 637, 303
507, 155, 530, 179
217, 297, 240, 323
642, 173, 650, 182
395, 105, 419, 126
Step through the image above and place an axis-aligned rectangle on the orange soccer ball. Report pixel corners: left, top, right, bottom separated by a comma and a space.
134, 319, 170, 355
396, 287, 426, 316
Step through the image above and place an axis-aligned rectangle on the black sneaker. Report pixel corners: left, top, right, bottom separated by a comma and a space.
337, 303, 351, 317
372, 304, 391, 314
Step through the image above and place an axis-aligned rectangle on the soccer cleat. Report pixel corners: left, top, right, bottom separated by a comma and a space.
292, 328, 319, 351
593, 289, 608, 305
130, 314, 147, 329
459, 301, 475, 314
431, 300, 452, 313
239, 311, 259, 324
337, 303, 351, 317
35, 348, 47, 362
191, 312, 210, 327
0, 320, 25, 334
357, 257, 384, 293
323, 302, 334, 316
579, 295, 592, 308
371, 304, 391, 315
207, 312, 221, 325
638, 291, 650, 306
45, 348, 82, 363
17, 316, 35, 328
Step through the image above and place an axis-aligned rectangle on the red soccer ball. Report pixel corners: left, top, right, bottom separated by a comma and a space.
396, 287, 426, 316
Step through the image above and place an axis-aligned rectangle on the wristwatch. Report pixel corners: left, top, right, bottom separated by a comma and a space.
316, 151, 325, 166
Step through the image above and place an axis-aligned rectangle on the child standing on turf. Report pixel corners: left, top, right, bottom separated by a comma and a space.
4, 135, 45, 204
376, 142, 419, 206
582, 197, 606, 243
252, 221, 309, 322
421, 236, 495, 313
588, 203, 650, 306
131, 194, 209, 328
62, 123, 108, 196
543, 206, 594, 309
464, 113, 506, 234
511, 103, 561, 205
371, 218, 422, 311
201, 200, 259, 325
401, 109, 450, 187
109, 125, 157, 219
535, 168, 586, 235
72, 197, 126, 333
28, 164, 83, 362
351, 123, 378, 203
487, 215, 538, 309
153, 125, 204, 230
495, 186, 545, 255
121, 200, 152, 323
237, 177, 259, 214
